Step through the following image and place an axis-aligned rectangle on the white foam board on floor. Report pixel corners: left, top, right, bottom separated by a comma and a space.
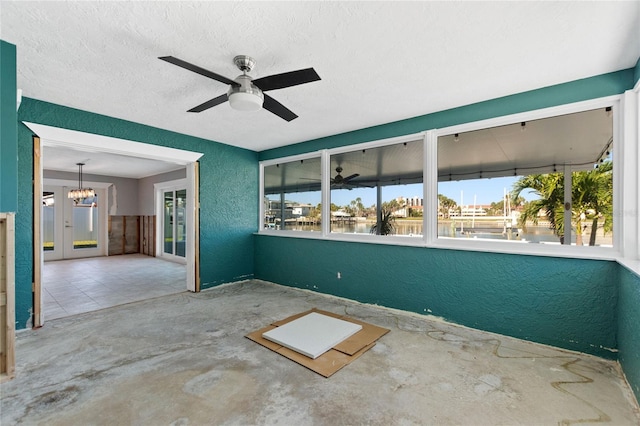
262, 312, 363, 359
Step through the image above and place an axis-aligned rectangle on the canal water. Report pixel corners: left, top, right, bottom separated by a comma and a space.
280, 221, 612, 245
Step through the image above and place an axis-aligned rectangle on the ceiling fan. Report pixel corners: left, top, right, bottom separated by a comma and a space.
159, 55, 320, 121
300, 166, 371, 189
331, 166, 361, 188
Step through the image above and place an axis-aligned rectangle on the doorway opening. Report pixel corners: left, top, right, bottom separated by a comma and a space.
27, 122, 203, 326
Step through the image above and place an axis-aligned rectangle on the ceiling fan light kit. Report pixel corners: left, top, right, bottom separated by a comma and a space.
228, 75, 264, 111
159, 54, 320, 121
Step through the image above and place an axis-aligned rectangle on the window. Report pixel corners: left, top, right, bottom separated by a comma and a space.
260, 96, 627, 258
437, 107, 614, 247
263, 156, 321, 231
329, 139, 423, 236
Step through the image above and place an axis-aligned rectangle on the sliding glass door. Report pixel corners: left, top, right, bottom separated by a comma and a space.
162, 187, 187, 261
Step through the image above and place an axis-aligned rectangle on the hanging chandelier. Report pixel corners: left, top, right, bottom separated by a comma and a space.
67, 163, 95, 200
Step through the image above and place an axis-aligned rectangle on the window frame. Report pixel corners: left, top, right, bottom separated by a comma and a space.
428, 95, 622, 260
259, 93, 634, 262
260, 151, 323, 232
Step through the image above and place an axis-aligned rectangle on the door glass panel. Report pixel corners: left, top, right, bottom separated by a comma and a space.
43, 192, 55, 251
72, 195, 98, 249
176, 189, 186, 257
164, 191, 174, 255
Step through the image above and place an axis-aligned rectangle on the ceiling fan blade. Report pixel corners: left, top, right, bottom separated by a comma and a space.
263, 94, 298, 121
343, 173, 360, 183
253, 68, 321, 91
159, 56, 238, 87
188, 94, 228, 113
349, 181, 375, 188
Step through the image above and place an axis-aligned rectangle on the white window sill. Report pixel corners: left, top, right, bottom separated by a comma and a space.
255, 230, 620, 262
617, 258, 640, 278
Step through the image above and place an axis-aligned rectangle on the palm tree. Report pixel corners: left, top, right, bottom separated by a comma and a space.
572, 161, 613, 246
370, 200, 401, 235
349, 197, 365, 217
512, 162, 613, 245
370, 208, 396, 235
512, 173, 565, 242
438, 194, 457, 219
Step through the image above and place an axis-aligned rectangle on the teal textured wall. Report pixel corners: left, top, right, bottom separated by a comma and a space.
618, 266, 640, 402
260, 69, 635, 161
1, 40, 18, 212
253, 68, 640, 360
15, 98, 258, 328
15, 123, 34, 329
255, 235, 618, 359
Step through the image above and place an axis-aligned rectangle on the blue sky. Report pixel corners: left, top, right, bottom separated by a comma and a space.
274, 176, 539, 207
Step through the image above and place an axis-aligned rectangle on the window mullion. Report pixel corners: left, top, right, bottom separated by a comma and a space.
424, 131, 438, 244
620, 91, 638, 259
321, 150, 330, 236
259, 163, 265, 230
563, 164, 572, 245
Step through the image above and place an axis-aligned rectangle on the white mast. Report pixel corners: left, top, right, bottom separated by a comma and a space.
472, 194, 477, 229
460, 190, 464, 233
503, 188, 507, 234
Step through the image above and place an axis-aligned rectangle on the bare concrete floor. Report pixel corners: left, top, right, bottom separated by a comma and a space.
2, 280, 639, 425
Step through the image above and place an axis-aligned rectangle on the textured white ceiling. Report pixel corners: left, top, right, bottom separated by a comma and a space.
2, 1, 639, 152
42, 146, 185, 179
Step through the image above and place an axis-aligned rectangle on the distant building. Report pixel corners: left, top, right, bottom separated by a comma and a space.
406, 196, 423, 207
265, 199, 313, 222
395, 196, 423, 207
449, 205, 488, 217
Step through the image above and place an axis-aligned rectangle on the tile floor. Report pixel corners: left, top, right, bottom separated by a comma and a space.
42, 254, 186, 320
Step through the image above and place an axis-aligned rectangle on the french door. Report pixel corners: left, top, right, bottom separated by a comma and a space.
43, 185, 106, 261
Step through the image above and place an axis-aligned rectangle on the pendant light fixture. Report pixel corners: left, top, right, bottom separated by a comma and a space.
67, 162, 95, 200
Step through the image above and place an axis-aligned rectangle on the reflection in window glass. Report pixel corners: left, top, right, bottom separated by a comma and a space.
264, 157, 321, 231
73, 195, 98, 249
437, 108, 613, 247
330, 140, 423, 236
43, 192, 55, 251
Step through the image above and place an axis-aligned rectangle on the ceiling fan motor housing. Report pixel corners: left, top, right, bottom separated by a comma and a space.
233, 55, 256, 72
228, 74, 264, 111
333, 166, 344, 183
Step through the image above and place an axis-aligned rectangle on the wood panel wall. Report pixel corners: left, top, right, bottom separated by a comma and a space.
0, 213, 16, 382
108, 215, 156, 257
141, 215, 155, 257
